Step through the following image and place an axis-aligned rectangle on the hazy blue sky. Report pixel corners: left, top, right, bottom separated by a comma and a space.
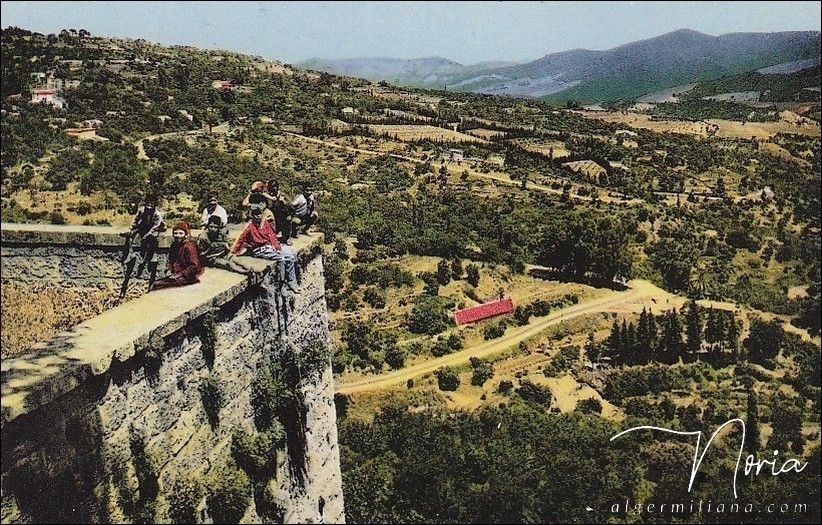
2, 1, 820, 64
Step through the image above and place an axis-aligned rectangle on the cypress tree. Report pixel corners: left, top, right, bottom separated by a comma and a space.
746, 391, 761, 455
685, 300, 703, 356
607, 319, 622, 359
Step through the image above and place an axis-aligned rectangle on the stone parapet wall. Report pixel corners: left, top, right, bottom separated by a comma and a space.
1, 224, 344, 524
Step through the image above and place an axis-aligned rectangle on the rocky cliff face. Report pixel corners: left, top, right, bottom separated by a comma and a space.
1, 226, 344, 524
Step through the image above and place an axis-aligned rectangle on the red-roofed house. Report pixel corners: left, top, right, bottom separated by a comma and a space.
31, 89, 66, 109
454, 297, 514, 326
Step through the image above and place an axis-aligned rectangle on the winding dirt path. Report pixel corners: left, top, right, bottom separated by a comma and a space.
335, 280, 663, 395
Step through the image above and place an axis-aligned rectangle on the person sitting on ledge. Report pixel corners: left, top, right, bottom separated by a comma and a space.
130, 193, 165, 278
152, 221, 204, 290
287, 182, 318, 243
231, 207, 299, 293
197, 215, 256, 276
243, 180, 274, 223
200, 191, 228, 228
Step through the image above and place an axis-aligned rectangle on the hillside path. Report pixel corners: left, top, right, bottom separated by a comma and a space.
335, 279, 662, 394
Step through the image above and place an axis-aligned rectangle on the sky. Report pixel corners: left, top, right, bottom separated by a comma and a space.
2, 1, 820, 65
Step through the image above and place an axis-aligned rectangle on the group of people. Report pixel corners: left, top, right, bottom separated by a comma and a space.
126, 180, 318, 295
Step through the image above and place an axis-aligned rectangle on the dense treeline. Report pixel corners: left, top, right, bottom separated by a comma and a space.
339, 403, 821, 524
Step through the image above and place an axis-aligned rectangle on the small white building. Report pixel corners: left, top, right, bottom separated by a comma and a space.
31, 89, 66, 109
83, 119, 103, 128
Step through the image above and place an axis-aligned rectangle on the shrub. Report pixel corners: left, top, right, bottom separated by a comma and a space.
577, 398, 603, 415
515, 380, 552, 409
199, 375, 223, 429
167, 478, 203, 524
207, 468, 251, 524
50, 211, 66, 224
363, 287, 386, 309
408, 295, 453, 335
470, 357, 494, 386
435, 367, 460, 391
482, 320, 507, 340
231, 426, 286, 481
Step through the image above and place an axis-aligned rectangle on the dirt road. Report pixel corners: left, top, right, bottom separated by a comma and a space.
335, 279, 663, 395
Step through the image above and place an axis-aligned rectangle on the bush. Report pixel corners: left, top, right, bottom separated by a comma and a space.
167, 478, 203, 524
435, 367, 460, 391
497, 380, 514, 395
207, 468, 251, 524
515, 380, 553, 409
408, 296, 453, 335
482, 320, 507, 340
49, 211, 66, 224
199, 375, 223, 429
470, 357, 494, 386
363, 287, 386, 309
576, 398, 603, 415
231, 426, 285, 481
466, 264, 480, 286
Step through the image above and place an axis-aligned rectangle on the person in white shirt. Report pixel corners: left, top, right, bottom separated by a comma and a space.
201, 192, 228, 228
288, 182, 317, 242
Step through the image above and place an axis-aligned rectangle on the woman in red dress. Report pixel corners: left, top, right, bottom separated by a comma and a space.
151, 221, 204, 290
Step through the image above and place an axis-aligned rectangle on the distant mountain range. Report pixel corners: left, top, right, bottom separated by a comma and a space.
298, 29, 821, 102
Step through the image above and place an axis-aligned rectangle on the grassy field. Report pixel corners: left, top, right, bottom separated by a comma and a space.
1, 281, 147, 358
366, 124, 489, 143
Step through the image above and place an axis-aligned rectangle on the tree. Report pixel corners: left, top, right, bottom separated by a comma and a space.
606, 319, 622, 359
636, 308, 658, 362
658, 310, 684, 363
408, 296, 453, 335
466, 264, 480, 287
684, 300, 703, 356
746, 391, 761, 455
436, 259, 451, 286
45, 147, 90, 190
435, 367, 460, 391
744, 317, 783, 365
450, 258, 463, 280
385, 344, 406, 370
769, 393, 805, 455
470, 357, 494, 386
577, 398, 603, 415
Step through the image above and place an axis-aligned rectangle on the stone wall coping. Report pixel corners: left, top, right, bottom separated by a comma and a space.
1, 223, 324, 426
1, 221, 252, 248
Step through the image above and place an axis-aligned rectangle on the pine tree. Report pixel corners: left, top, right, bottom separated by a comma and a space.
725, 313, 740, 352
746, 391, 761, 455
637, 308, 657, 364
705, 307, 719, 350
607, 319, 622, 359
659, 310, 683, 363
620, 320, 630, 363
626, 322, 638, 365
685, 300, 703, 356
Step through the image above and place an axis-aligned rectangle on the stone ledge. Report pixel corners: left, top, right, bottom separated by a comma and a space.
1, 223, 324, 426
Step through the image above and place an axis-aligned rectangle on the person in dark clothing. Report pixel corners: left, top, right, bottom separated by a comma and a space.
129, 194, 164, 280
152, 221, 204, 290
265, 179, 292, 243
197, 215, 256, 276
